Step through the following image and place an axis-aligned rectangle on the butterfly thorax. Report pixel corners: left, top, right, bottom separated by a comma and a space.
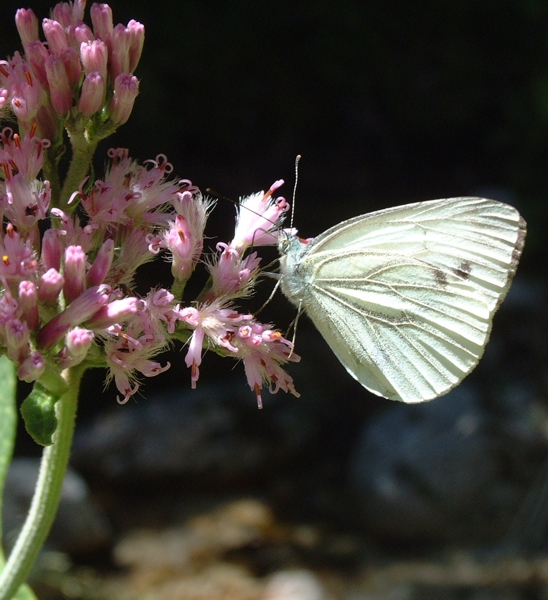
279, 234, 312, 307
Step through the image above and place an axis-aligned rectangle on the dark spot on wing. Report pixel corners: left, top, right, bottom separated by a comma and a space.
455, 260, 472, 280
434, 268, 448, 287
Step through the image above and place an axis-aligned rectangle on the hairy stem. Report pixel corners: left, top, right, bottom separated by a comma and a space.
0, 366, 84, 600
59, 131, 98, 211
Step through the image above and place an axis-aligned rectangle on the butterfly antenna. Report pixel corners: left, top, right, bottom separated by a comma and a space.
206, 188, 237, 206
207, 187, 280, 233
290, 155, 301, 228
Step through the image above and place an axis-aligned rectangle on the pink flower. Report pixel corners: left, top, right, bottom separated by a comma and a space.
234, 323, 300, 408
0, 55, 46, 126
178, 302, 249, 388
0, 223, 38, 282
108, 20, 145, 79
3, 173, 50, 230
86, 296, 141, 330
5, 317, 30, 362
0, 288, 19, 326
68, 23, 94, 48
104, 324, 170, 404
74, 150, 183, 228
207, 243, 261, 300
230, 180, 290, 253
0, 127, 50, 182
49, 208, 96, 252
184, 326, 204, 389
126, 20, 145, 73
162, 191, 211, 283
60, 47, 82, 87
178, 302, 299, 406
25, 42, 50, 87
142, 288, 179, 334
51, 1, 86, 29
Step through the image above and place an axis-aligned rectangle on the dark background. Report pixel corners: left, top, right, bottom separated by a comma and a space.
1, 0, 547, 425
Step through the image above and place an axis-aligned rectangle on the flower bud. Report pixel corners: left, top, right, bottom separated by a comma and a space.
25, 41, 49, 87
37, 285, 110, 350
42, 18, 69, 55
87, 296, 140, 329
78, 72, 105, 116
87, 238, 114, 285
63, 245, 87, 303
18, 351, 45, 382
38, 268, 64, 304
15, 9, 39, 49
41, 228, 62, 271
45, 54, 72, 115
60, 326, 94, 367
80, 39, 108, 80
110, 24, 131, 79
109, 74, 139, 125
19, 280, 40, 330
90, 3, 113, 42
68, 23, 94, 47
60, 47, 82, 87
127, 20, 145, 73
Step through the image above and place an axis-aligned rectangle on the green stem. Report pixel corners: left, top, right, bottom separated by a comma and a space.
0, 366, 84, 600
42, 154, 61, 208
59, 132, 98, 211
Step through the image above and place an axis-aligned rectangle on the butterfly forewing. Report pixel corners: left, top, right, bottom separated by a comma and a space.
280, 197, 526, 403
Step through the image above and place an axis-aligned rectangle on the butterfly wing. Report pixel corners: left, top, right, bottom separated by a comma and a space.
293, 197, 526, 403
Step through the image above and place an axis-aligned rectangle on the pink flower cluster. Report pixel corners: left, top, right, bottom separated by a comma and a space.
179, 180, 300, 408
0, 126, 299, 404
0, 1, 300, 407
0, 1, 142, 142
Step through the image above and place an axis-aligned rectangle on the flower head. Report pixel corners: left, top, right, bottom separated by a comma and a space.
1, 2, 302, 409
229, 180, 290, 254
178, 301, 299, 407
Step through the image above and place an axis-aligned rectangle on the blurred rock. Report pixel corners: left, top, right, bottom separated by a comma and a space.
263, 569, 327, 600
72, 384, 324, 486
114, 498, 275, 569
348, 386, 542, 541
3, 458, 111, 555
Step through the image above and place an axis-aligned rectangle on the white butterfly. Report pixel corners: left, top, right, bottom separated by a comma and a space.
279, 197, 526, 403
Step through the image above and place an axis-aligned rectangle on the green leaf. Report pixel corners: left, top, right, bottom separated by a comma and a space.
20, 383, 61, 447
8, 584, 39, 600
